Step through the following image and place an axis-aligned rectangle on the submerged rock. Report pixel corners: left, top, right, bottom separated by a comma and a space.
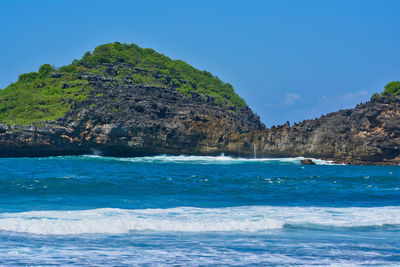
300, 159, 316, 165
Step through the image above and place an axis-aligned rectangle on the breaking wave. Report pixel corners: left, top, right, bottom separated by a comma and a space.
0, 206, 399, 235
69, 154, 336, 165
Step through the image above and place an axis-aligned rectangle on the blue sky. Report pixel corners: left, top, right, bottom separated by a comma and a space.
1, 0, 399, 126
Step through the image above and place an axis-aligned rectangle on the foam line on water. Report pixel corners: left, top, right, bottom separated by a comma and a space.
78, 154, 336, 165
0, 206, 399, 235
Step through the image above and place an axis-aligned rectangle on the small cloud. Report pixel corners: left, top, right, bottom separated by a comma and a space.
318, 90, 369, 103
283, 93, 301, 106
337, 90, 368, 102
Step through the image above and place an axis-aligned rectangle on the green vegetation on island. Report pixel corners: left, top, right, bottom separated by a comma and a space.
0, 64, 91, 125
372, 81, 400, 98
0, 42, 246, 125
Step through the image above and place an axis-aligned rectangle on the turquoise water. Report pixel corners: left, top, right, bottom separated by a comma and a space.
0, 155, 399, 265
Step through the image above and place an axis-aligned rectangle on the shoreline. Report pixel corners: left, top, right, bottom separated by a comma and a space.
0, 151, 398, 166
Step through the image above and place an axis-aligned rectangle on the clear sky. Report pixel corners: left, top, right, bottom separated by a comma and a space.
1, 0, 399, 126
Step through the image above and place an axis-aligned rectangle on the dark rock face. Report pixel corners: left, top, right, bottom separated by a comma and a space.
0, 71, 399, 165
300, 159, 316, 165
247, 96, 400, 165
0, 74, 264, 157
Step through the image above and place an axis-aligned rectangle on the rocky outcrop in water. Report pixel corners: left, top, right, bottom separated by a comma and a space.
0, 71, 399, 164
247, 96, 400, 165
0, 74, 264, 157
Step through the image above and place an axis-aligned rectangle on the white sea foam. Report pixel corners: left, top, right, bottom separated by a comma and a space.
0, 206, 399, 235
1, 240, 395, 266
80, 154, 336, 165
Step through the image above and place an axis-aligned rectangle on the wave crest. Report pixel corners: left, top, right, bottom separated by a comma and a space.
0, 206, 399, 235
79, 154, 335, 165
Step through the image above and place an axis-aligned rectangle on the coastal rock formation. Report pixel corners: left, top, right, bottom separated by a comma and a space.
0, 73, 263, 157
0, 43, 399, 164
300, 159, 316, 165
247, 96, 400, 165
1, 78, 399, 165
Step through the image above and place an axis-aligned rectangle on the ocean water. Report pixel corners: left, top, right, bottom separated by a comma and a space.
0, 155, 399, 266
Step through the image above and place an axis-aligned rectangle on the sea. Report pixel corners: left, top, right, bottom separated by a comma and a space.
0, 154, 399, 266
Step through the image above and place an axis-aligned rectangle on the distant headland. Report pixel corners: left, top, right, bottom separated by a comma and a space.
0, 42, 399, 164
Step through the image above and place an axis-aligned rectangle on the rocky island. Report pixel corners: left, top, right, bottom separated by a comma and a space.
0, 42, 399, 165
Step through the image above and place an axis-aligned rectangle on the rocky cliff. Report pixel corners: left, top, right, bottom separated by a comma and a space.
0, 43, 399, 164
247, 96, 400, 165
1, 77, 399, 165
0, 72, 263, 157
